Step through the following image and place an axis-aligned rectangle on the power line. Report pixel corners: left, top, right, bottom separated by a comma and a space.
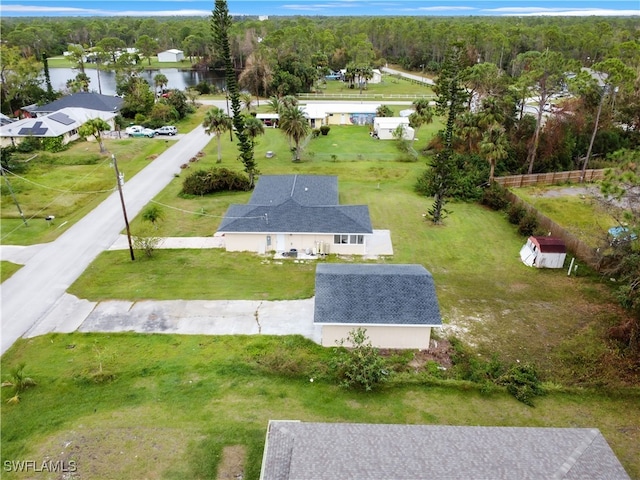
3, 169, 116, 195
150, 200, 267, 221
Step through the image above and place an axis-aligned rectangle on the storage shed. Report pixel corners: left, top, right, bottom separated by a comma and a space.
372, 116, 414, 140
520, 236, 567, 268
157, 49, 184, 63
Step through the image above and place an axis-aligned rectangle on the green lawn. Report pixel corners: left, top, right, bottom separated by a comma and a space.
1, 261, 21, 282
310, 73, 435, 98
1, 333, 638, 480
514, 185, 617, 247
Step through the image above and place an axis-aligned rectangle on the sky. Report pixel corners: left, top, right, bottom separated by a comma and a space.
1, 0, 638, 17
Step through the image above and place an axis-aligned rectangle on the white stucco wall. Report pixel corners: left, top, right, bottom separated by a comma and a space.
321, 324, 434, 349
222, 233, 370, 255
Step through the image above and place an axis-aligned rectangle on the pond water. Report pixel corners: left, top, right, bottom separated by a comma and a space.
46, 68, 226, 96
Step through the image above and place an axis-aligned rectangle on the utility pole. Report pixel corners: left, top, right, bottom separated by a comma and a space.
112, 154, 135, 261
1, 166, 27, 226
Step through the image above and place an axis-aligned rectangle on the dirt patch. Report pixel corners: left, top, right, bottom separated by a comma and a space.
217, 445, 246, 480
380, 338, 454, 372
23, 425, 194, 480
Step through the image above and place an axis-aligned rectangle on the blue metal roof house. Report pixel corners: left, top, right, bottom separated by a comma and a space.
216, 175, 374, 256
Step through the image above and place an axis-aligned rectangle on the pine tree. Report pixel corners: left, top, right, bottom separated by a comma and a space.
211, 1, 258, 186
427, 43, 468, 224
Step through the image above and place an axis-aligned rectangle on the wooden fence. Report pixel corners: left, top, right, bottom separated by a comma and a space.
494, 169, 605, 188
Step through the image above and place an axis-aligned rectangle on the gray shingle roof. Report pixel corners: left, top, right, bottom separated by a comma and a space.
261, 422, 631, 480
314, 264, 442, 326
217, 175, 372, 235
248, 175, 339, 206
32, 92, 123, 114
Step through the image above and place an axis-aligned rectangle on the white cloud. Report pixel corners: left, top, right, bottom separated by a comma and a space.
486, 7, 640, 16
281, 3, 359, 10
0, 4, 212, 16
394, 6, 477, 12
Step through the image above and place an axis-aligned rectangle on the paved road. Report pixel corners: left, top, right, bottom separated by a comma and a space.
0, 126, 212, 354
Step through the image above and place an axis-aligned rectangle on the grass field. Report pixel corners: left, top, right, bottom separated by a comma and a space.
514, 185, 617, 247
1, 334, 639, 480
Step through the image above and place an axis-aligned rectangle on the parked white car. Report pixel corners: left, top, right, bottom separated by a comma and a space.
155, 125, 178, 136
125, 125, 157, 138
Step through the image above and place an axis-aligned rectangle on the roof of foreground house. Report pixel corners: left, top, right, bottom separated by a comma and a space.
314, 264, 441, 326
32, 92, 123, 114
217, 175, 372, 235
260, 421, 630, 480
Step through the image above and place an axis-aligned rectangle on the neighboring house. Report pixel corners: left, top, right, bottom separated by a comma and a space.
369, 68, 383, 84
0, 113, 15, 127
0, 107, 117, 148
157, 49, 185, 63
260, 421, 631, 480
256, 113, 279, 127
314, 264, 442, 349
31, 92, 123, 116
372, 116, 414, 140
520, 236, 567, 269
302, 103, 379, 127
216, 175, 373, 255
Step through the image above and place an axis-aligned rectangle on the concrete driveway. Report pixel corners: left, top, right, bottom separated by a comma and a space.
22, 293, 320, 344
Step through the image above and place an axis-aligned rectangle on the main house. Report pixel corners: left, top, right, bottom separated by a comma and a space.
216, 175, 373, 255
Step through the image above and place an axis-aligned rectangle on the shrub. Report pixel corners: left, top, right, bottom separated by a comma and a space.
181, 167, 251, 196
312, 129, 321, 138
133, 232, 161, 258
41, 136, 66, 153
332, 328, 390, 391
16, 137, 42, 153
481, 183, 509, 211
517, 212, 539, 236
507, 204, 527, 225
320, 125, 331, 136
1, 363, 36, 404
497, 363, 544, 406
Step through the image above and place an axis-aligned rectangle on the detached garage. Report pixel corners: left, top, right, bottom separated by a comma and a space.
314, 264, 442, 349
520, 236, 567, 268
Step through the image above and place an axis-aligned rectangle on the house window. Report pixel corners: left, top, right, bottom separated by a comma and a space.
334, 234, 348, 244
334, 235, 363, 245
350, 235, 364, 245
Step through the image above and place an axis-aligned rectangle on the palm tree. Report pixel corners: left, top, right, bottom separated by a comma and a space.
78, 118, 111, 153
376, 105, 393, 117
239, 51, 273, 107
267, 96, 281, 114
480, 122, 509, 184
456, 111, 481, 153
279, 105, 310, 162
203, 107, 232, 163
243, 115, 265, 148
240, 92, 253, 112
153, 73, 168, 99
408, 97, 434, 140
